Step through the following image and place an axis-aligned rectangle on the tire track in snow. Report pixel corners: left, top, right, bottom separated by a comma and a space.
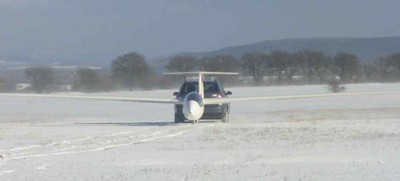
3, 127, 177, 160
0, 170, 15, 176
5, 126, 156, 152
2, 123, 215, 162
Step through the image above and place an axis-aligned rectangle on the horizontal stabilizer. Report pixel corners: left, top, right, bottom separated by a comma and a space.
164, 71, 238, 76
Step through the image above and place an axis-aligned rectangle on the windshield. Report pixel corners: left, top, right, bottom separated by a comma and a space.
180, 82, 220, 95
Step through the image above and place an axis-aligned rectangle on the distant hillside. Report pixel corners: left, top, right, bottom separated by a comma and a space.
3, 37, 400, 73
0, 54, 111, 71
182, 37, 400, 62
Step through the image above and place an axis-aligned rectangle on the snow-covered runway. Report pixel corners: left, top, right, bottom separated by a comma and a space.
0, 83, 400, 180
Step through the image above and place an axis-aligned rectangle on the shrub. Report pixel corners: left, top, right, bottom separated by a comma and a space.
327, 78, 346, 93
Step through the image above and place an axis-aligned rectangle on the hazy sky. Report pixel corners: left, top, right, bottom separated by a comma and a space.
1, 0, 400, 61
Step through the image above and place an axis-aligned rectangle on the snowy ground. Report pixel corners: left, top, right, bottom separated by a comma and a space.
0, 83, 400, 181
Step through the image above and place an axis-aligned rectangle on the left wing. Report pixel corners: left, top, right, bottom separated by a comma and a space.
203, 90, 400, 105
0, 93, 181, 104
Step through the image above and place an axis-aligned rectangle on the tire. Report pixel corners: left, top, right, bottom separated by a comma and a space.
221, 104, 231, 123
221, 107, 230, 123
222, 104, 231, 123
222, 111, 229, 123
174, 114, 185, 123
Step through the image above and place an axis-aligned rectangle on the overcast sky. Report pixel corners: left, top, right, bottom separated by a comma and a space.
1, 0, 400, 61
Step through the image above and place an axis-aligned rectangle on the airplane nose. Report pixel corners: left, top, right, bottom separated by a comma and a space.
189, 100, 197, 114
182, 99, 204, 121
182, 92, 205, 121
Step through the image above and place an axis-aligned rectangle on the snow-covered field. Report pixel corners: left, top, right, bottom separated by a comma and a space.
0, 83, 400, 180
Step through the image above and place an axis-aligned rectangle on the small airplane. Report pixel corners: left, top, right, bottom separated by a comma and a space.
0, 71, 399, 123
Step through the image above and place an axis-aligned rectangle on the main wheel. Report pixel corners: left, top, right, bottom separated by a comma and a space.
174, 114, 185, 123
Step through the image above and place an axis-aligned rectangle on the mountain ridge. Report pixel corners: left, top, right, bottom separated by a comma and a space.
180, 36, 400, 61
2, 37, 400, 72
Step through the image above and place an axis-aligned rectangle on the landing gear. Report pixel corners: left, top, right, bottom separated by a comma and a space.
174, 114, 185, 123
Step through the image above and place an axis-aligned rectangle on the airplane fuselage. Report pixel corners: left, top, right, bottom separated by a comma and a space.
182, 92, 204, 121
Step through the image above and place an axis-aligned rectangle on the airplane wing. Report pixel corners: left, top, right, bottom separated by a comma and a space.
0, 93, 181, 104
1, 90, 399, 105
203, 90, 400, 105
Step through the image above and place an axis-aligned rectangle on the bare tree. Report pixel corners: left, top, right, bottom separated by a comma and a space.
201, 54, 240, 72
72, 68, 101, 92
0, 77, 16, 92
386, 52, 400, 72
166, 55, 199, 72
112, 52, 153, 91
361, 62, 378, 82
315, 55, 332, 83
282, 53, 301, 84
333, 52, 360, 83
200, 54, 240, 84
373, 52, 400, 82
269, 51, 290, 84
25, 67, 55, 93
295, 50, 326, 84
373, 57, 392, 80
241, 52, 273, 85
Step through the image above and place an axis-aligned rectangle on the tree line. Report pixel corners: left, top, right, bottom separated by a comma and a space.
1, 50, 400, 93
166, 51, 400, 85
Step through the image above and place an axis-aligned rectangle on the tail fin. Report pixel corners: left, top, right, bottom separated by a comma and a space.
199, 72, 204, 99
164, 71, 239, 99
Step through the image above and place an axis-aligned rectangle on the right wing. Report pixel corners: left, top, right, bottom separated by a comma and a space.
0, 93, 182, 104
203, 90, 400, 105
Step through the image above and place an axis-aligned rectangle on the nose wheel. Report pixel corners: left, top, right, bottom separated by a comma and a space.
192, 119, 199, 124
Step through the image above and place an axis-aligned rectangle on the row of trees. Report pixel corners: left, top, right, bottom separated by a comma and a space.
241, 51, 360, 85
365, 52, 400, 82
3, 51, 400, 93
166, 51, 400, 85
19, 52, 156, 93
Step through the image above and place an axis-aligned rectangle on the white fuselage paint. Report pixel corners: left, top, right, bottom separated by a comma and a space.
182, 92, 204, 121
